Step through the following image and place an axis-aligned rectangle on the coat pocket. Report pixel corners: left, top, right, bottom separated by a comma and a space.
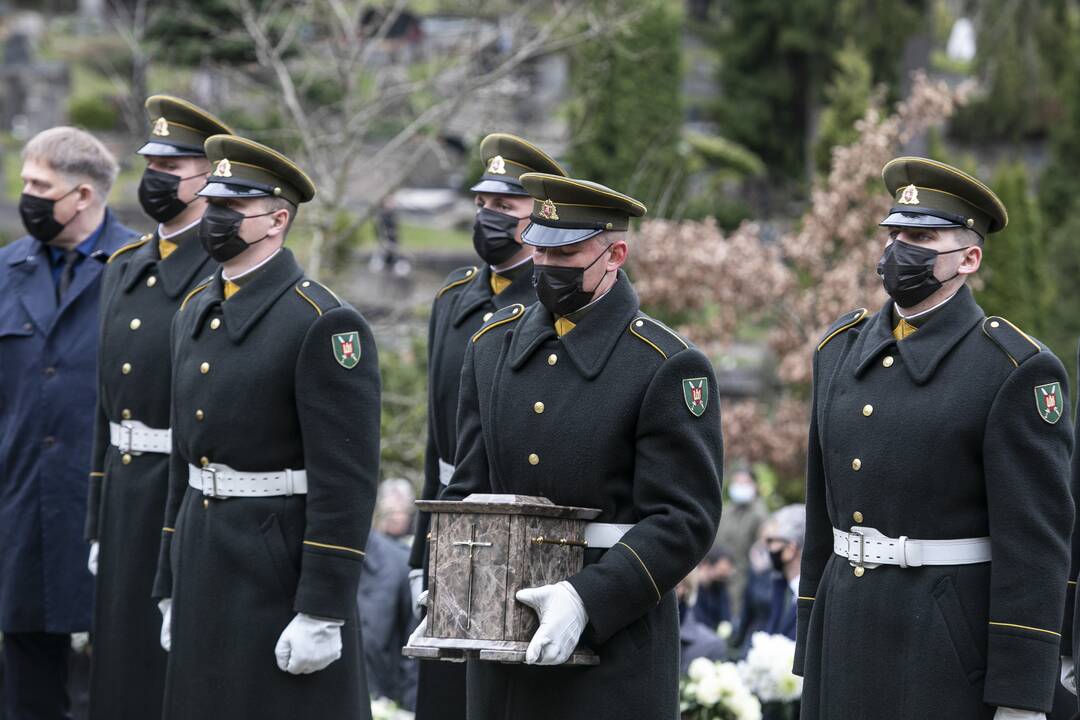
260, 513, 300, 594
932, 575, 986, 684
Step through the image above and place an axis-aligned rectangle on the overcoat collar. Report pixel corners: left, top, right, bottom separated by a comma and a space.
451, 262, 536, 327
123, 225, 213, 298
508, 270, 639, 380
853, 285, 984, 384
191, 249, 304, 342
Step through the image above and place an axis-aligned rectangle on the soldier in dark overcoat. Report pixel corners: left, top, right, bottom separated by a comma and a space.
409, 133, 565, 720
794, 158, 1075, 720
151, 135, 381, 719
85, 95, 230, 720
428, 173, 724, 720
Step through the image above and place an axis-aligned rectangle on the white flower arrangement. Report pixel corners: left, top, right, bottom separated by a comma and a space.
737, 632, 803, 703
681, 657, 763, 720
371, 697, 415, 720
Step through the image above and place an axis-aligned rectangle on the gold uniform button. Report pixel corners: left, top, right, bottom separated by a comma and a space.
853, 511, 864, 523
195, 409, 205, 421
853, 566, 865, 578
483, 312, 493, 322
547, 354, 558, 366
534, 402, 545, 414
203, 498, 210, 509
528, 453, 540, 466
121, 409, 132, 420
200, 362, 210, 374
302, 281, 311, 287
146, 276, 157, 288
210, 318, 221, 330
852, 458, 862, 471
465, 269, 474, 277
129, 318, 141, 330
121, 453, 132, 465
862, 405, 873, 417
200, 456, 210, 467
990, 320, 1000, 328
882, 356, 894, 368
121, 363, 132, 375
635, 320, 644, 328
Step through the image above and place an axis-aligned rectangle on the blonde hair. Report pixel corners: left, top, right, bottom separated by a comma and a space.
22, 126, 119, 202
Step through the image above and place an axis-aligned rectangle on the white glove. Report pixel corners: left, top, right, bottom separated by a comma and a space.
1062, 655, 1076, 695
87, 541, 99, 576
408, 568, 425, 619
515, 581, 588, 665
993, 708, 1046, 720
158, 598, 172, 652
274, 613, 344, 675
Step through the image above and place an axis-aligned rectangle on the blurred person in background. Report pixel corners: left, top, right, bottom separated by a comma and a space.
693, 544, 734, 632
678, 569, 728, 675
358, 529, 418, 711
731, 524, 777, 656
762, 504, 804, 641
376, 477, 417, 543
715, 465, 769, 619
0, 126, 137, 719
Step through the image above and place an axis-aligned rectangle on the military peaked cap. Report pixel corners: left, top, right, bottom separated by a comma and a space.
519, 173, 646, 247
470, 133, 566, 196
137, 95, 234, 157
197, 135, 316, 206
880, 157, 1008, 238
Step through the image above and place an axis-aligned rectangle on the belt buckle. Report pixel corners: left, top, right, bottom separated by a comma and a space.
118, 422, 134, 453
847, 528, 866, 569
200, 467, 219, 498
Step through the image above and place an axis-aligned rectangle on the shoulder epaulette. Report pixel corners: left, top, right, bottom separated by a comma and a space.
107, 233, 153, 264
294, 279, 343, 317
982, 316, 1041, 368
628, 316, 688, 360
471, 303, 525, 343
817, 308, 869, 351
180, 277, 213, 311
437, 266, 478, 299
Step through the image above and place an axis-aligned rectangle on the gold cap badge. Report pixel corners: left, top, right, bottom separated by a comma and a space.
152, 117, 170, 137
213, 158, 233, 177
898, 184, 920, 205
539, 199, 559, 221
487, 155, 507, 175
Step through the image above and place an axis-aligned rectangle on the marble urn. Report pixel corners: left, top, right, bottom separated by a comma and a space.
403, 493, 602, 666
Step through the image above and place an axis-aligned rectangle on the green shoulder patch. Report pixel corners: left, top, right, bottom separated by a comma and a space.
332, 331, 361, 369
471, 303, 524, 343
817, 308, 868, 351
629, 316, 688, 360
982, 316, 1041, 368
437, 266, 478, 299
1035, 382, 1063, 424
683, 377, 709, 417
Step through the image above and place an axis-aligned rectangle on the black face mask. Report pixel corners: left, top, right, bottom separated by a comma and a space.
876, 239, 970, 309
19, 187, 79, 244
532, 246, 611, 317
139, 168, 205, 223
768, 545, 789, 573
198, 203, 273, 263
472, 207, 523, 266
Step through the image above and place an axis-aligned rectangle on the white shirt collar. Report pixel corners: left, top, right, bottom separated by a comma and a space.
222, 249, 281, 282
158, 217, 202, 241
491, 254, 533, 274
896, 290, 959, 321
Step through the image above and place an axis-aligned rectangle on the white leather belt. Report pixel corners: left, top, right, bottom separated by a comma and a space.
833, 526, 991, 570
583, 523, 634, 549
109, 421, 171, 454
438, 459, 455, 487
188, 463, 308, 499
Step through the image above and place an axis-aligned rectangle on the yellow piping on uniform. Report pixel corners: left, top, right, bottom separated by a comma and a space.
180, 282, 210, 311
437, 267, 478, 299
996, 316, 1040, 351
630, 325, 667, 359
162, 527, 175, 533
303, 540, 365, 556
108, 235, 151, 264
798, 596, 815, 601
1069, 581, 1078, 586
988, 621, 1060, 637
294, 286, 322, 316
817, 309, 868, 351
89, 471, 105, 478
471, 304, 524, 343
617, 541, 661, 602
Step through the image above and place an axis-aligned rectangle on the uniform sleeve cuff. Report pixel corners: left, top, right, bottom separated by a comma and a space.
983, 624, 1062, 712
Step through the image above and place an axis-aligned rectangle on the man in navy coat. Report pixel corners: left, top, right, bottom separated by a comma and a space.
0, 126, 137, 719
